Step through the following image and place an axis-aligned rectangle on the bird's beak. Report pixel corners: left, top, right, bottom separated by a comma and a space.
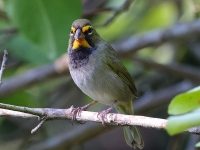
75, 28, 85, 40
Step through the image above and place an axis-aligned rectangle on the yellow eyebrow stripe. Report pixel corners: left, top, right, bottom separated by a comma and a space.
71, 27, 76, 33
82, 25, 92, 33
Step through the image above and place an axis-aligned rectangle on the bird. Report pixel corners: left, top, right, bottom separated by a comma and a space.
67, 19, 144, 149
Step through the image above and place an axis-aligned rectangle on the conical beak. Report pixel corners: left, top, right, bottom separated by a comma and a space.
75, 28, 85, 40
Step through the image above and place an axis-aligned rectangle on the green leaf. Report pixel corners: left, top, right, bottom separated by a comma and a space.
137, 1, 177, 32
168, 86, 200, 115
196, 142, 200, 147
5, 35, 49, 64
1, 91, 39, 107
5, 0, 81, 62
167, 108, 200, 135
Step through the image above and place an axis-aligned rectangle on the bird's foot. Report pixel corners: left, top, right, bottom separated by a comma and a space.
71, 101, 97, 125
97, 105, 114, 127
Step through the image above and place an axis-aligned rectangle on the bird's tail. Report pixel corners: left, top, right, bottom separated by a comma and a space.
123, 126, 144, 149
115, 102, 144, 149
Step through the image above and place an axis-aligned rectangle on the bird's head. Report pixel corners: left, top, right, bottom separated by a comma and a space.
69, 19, 97, 50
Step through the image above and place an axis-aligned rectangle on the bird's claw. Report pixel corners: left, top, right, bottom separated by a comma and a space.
97, 105, 113, 127
71, 101, 98, 125
97, 110, 108, 127
71, 107, 86, 125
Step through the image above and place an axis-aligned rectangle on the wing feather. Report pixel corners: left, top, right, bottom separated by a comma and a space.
105, 44, 138, 97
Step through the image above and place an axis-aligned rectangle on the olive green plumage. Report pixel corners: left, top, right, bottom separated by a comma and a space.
68, 19, 144, 149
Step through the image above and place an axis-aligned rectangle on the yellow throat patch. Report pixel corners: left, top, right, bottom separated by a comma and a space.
72, 39, 91, 50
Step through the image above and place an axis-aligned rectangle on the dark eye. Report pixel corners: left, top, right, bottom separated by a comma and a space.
70, 30, 74, 35
87, 27, 93, 35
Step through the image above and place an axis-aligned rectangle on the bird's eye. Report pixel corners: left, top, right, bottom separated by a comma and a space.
87, 27, 93, 35
70, 30, 74, 36
70, 27, 76, 36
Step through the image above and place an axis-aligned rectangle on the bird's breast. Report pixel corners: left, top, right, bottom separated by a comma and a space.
68, 47, 132, 106
68, 46, 97, 69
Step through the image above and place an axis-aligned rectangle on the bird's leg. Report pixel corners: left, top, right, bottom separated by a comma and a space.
71, 100, 98, 124
97, 101, 116, 127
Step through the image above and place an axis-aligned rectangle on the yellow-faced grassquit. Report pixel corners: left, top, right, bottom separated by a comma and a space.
68, 19, 144, 149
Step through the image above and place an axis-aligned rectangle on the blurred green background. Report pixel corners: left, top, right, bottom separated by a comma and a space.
0, 0, 200, 150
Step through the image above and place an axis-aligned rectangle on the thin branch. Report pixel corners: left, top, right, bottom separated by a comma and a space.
113, 19, 200, 56
0, 54, 68, 97
135, 80, 194, 113
0, 103, 45, 116
101, 0, 134, 27
0, 50, 8, 87
31, 116, 47, 134
0, 64, 61, 96
133, 57, 200, 83
0, 102, 199, 135
0, 108, 38, 119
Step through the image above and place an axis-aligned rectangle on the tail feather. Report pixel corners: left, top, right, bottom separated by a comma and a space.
123, 126, 144, 149
115, 102, 144, 149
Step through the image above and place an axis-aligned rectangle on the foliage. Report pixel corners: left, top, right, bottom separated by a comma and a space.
167, 87, 200, 135
4, 0, 81, 63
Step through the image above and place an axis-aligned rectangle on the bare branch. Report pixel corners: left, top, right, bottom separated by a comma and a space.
0, 54, 69, 97
113, 19, 200, 56
0, 102, 199, 135
0, 50, 8, 87
31, 116, 47, 134
135, 80, 194, 113
133, 57, 200, 83
0, 108, 38, 119
101, 0, 134, 27
0, 64, 61, 96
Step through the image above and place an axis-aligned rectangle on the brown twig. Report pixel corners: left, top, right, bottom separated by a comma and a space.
0, 50, 8, 87
31, 116, 47, 134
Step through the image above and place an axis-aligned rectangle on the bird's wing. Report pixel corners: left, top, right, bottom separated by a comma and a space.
105, 45, 138, 97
